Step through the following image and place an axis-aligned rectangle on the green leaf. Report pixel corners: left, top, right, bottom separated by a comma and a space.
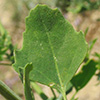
0, 22, 14, 62
66, 82, 73, 95
23, 63, 34, 100
71, 60, 97, 91
94, 52, 100, 58
13, 4, 87, 98
88, 38, 97, 52
84, 38, 97, 62
84, 27, 89, 37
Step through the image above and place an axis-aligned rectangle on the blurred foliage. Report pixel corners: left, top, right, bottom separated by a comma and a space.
3, 0, 100, 28
83, 27, 97, 62
84, 27, 100, 84
56, 0, 71, 12
96, 18, 100, 21
85, 38, 97, 61
0, 22, 14, 63
67, 0, 100, 13
56, 0, 100, 13
71, 60, 97, 91
94, 53, 100, 84
4, 0, 56, 28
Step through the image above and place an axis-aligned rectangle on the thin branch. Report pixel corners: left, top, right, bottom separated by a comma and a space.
50, 87, 57, 99
0, 63, 12, 66
0, 80, 22, 100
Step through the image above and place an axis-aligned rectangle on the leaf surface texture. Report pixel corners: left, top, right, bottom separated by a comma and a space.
13, 5, 87, 90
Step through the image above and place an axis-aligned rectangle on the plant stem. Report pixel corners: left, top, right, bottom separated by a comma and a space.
70, 91, 77, 100
0, 80, 22, 100
23, 64, 34, 100
31, 82, 48, 100
56, 94, 63, 100
0, 63, 11, 66
61, 87, 67, 100
50, 87, 56, 99
62, 91, 67, 100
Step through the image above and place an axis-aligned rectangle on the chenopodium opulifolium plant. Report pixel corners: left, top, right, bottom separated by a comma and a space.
0, 22, 14, 62
13, 5, 87, 99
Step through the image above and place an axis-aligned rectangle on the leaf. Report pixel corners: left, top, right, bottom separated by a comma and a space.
84, 27, 89, 37
94, 52, 100, 58
84, 38, 97, 62
23, 63, 34, 100
0, 22, 14, 62
71, 60, 97, 91
13, 4, 87, 94
88, 38, 97, 52
66, 82, 73, 95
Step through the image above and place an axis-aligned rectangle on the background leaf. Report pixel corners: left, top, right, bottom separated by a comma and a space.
0, 22, 14, 63
71, 60, 97, 91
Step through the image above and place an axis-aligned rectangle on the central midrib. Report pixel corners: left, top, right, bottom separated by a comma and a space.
40, 12, 63, 89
